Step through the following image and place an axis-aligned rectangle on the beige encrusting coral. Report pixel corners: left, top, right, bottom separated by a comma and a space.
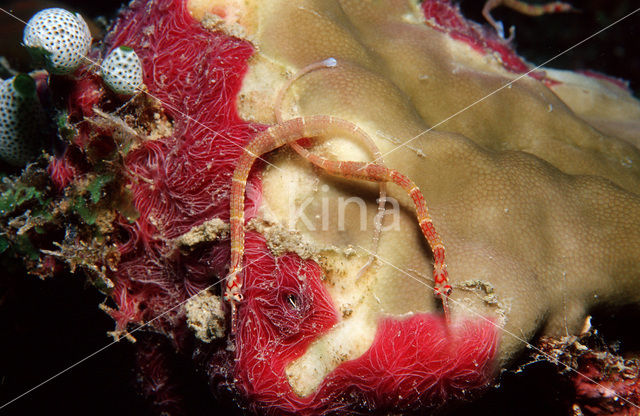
189, 0, 640, 398
185, 291, 226, 342
173, 217, 229, 250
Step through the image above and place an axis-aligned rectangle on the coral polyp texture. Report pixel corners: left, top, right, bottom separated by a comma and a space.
22, 8, 91, 74
101, 46, 143, 95
2, 0, 640, 414
0, 74, 45, 165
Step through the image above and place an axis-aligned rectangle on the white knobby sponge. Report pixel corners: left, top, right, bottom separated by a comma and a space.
23, 8, 92, 75
101, 46, 143, 96
0, 74, 45, 165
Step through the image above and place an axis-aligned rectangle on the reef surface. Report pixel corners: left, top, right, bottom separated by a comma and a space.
0, 0, 639, 415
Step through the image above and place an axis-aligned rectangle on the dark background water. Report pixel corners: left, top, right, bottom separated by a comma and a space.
0, 0, 638, 415
460, 0, 640, 94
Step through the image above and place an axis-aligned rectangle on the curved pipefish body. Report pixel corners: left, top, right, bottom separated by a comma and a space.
224, 116, 450, 325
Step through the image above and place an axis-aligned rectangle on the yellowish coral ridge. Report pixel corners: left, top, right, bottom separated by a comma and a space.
189, 0, 640, 397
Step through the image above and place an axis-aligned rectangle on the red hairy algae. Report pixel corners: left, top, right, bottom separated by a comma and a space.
421, 0, 551, 83
104, 0, 259, 331
237, 234, 497, 414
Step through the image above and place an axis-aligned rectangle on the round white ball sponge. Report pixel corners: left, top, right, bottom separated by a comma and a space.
101, 46, 143, 96
0, 75, 45, 165
23, 8, 91, 75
